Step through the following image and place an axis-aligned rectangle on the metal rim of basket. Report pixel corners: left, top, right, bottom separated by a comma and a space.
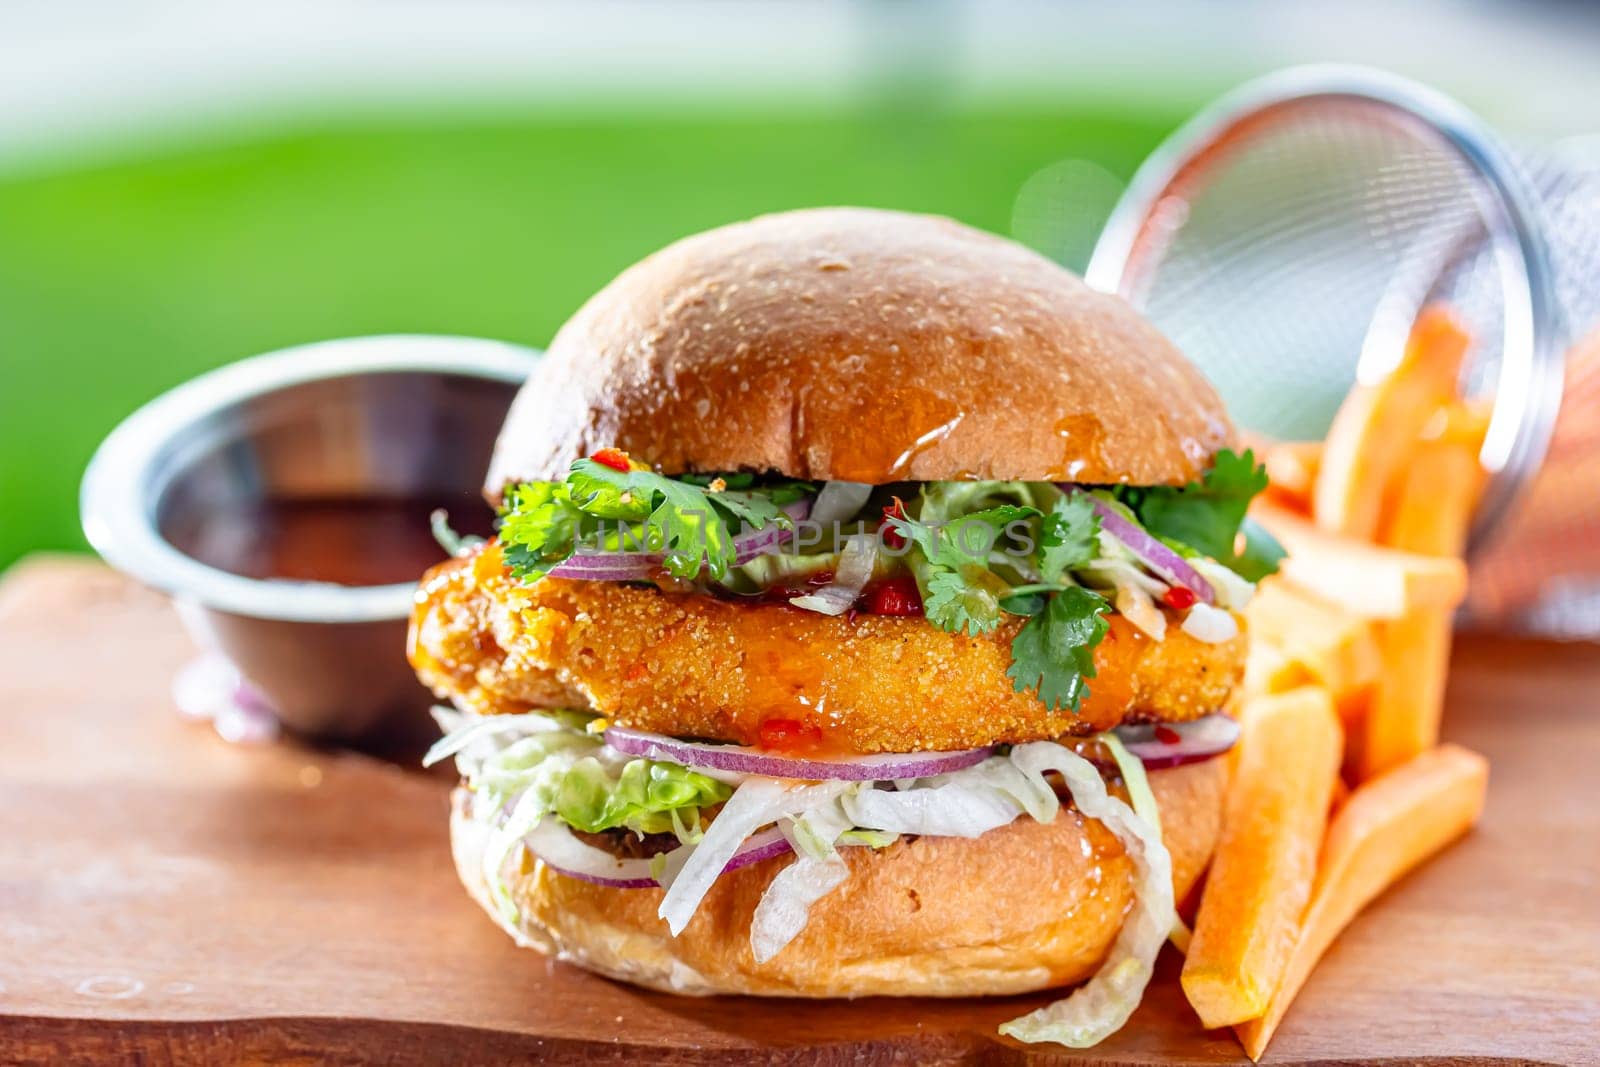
1086, 63, 1565, 556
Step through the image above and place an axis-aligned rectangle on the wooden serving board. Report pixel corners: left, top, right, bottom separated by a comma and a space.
1, 556, 1597, 1065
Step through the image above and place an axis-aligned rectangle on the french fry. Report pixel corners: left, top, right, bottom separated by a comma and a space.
1181, 688, 1343, 1029
1245, 577, 1381, 708
1359, 607, 1454, 781
1253, 501, 1468, 619
1235, 745, 1489, 1060
1241, 637, 1311, 698
1262, 440, 1323, 514
1378, 401, 1490, 558
1314, 306, 1472, 540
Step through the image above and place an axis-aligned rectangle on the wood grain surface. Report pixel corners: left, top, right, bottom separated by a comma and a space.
0, 555, 1596, 1065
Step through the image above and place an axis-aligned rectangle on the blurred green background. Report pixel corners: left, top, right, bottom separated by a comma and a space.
5, 0, 1595, 576
0, 103, 1180, 571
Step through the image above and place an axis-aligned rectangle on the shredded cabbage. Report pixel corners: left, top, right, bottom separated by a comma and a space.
788, 533, 879, 616
1101, 731, 1194, 956
750, 853, 850, 962
1113, 580, 1168, 641
1181, 601, 1241, 644
999, 741, 1174, 1049
432, 711, 1179, 1047
657, 777, 853, 934
1189, 555, 1257, 610
429, 708, 732, 921
807, 480, 875, 527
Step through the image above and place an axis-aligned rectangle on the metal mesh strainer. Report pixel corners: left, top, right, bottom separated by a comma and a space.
1084, 65, 1600, 635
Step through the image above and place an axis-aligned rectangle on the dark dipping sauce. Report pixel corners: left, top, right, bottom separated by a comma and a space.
163, 493, 496, 586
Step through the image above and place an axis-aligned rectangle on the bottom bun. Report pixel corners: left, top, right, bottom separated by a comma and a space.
450, 757, 1226, 998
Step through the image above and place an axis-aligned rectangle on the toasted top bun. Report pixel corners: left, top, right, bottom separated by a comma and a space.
450, 756, 1226, 998
486, 207, 1231, 502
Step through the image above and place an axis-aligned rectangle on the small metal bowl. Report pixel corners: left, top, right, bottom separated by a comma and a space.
81, 335, 535, 744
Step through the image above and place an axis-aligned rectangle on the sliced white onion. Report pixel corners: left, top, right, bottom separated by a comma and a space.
788, 532, 877, 616
546, 497, 813, 581
1065, 489, 1215, 605
1180, 602, 1240, 644
808, 481, 874, 527
1112, 713, 1241, 770
603, 725, 994, 782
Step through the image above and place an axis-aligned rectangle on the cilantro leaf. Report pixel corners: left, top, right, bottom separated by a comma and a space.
998, 591, 1048, 617
570, 461, 740, 579
920, 566, 1015, 636
1113, 449, 1274, 577
498, 482, 582, 580
1005, 586, 1110, 713
890, 504, 1038, 636
505, 459, 812, 583
1232, 517, 1287, 582
1037, 493, 1100, 581
707, 488, 790, 535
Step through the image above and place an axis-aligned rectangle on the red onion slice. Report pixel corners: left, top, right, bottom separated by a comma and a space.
522, 818, 661, 887
523, 819, 792, 890
604, 725, 995, 782
546, 497, 812, 581
721, 825, 796, 873
1063, 488, 1215, 606
1111, 713, 1240, 770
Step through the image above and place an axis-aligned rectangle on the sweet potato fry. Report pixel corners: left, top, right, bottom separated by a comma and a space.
1253, 501, 1467, 619
1245, 577, 1381, 708
1235, 745, 1489, 1060
1314, 306, 1472, 540
1263, 440, 1322, 514
1181, 687, 1343, 1029
1379, 402, 1490, 558
1358, 607, 1454, 781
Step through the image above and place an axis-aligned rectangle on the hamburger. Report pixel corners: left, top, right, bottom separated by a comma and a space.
411, 207, 1279, 1047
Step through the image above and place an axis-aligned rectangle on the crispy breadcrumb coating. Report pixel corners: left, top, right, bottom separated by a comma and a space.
410, 544, 1244, 753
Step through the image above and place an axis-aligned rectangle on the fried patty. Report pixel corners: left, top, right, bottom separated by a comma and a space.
410, 545, 1245, 753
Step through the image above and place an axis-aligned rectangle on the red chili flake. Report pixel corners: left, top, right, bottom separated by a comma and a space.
590, 447, 631, 472
1162, 585, 1198, 611
758, 718, 824, 751
623, 661, 649, 682
861, 576, 923, 616
880, 497, 909, 550
1154, 724, 1182, 745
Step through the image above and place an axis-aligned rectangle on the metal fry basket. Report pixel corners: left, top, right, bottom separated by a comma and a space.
1087, 65, 1599, 637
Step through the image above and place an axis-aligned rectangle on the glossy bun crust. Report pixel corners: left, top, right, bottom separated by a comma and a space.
450, 757, 1225, 998
486, 207, 1232, 502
